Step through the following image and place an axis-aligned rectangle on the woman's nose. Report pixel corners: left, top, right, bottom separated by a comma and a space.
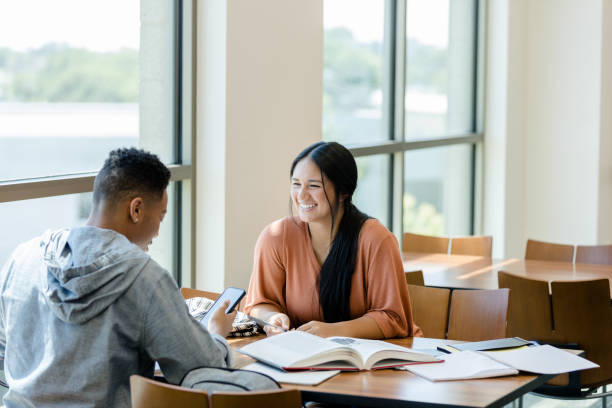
297, 187, 308, 200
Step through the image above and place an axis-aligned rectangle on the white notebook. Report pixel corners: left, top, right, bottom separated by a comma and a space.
399, 350, 518, 381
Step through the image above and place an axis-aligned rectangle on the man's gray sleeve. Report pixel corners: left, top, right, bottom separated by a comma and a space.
141, 270, 232, 385
0, 256, 11, 361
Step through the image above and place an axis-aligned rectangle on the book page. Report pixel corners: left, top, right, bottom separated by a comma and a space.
242, 362, 340, 385
483, 345, 599, 375
239, 331, 348, 368
328, 337, 437, 369
328, 337, 392, 364
399, 350, 518, 381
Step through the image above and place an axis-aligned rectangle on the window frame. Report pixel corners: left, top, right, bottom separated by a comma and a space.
0, 0, 193, 286
343, 0, 485, 238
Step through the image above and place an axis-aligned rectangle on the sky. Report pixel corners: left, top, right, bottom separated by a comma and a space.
0, 0, 447, 51
0, 0, 139, 51
324, 0, 449, 47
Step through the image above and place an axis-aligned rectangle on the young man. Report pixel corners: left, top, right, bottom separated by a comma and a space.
0, 148, 234, 407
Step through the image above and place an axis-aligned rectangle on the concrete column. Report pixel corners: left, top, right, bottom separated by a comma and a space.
195, 0, 322, 291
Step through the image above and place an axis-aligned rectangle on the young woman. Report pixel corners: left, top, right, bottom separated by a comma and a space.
244, 142, 420, 339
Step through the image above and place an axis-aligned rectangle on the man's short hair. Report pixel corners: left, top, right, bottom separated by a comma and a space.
93, 148, 171, 205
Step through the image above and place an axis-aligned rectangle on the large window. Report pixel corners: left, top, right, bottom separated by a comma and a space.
323, 0, 482, 238
0, 0, 193, 284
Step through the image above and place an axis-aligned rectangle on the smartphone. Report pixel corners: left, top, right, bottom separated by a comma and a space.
200, 287, 246, 327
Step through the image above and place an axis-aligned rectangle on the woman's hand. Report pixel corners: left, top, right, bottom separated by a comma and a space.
207, 300, 236, 338
296, 320, 337, 337
263, 312, 291, 336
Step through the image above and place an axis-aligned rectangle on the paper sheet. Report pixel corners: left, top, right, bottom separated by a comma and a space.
242, 362, 340, 385
483, 344, 599, 375
398, 350, 518, 381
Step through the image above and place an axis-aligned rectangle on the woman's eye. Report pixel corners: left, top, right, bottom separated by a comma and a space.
310, 184, 321, 189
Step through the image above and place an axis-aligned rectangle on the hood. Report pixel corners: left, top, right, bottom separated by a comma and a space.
41, 226, 150, 324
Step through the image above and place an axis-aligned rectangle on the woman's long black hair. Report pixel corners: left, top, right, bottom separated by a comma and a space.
290, 141, 370, 323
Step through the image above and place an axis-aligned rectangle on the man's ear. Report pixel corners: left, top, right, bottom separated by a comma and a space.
129, 197, 144, 223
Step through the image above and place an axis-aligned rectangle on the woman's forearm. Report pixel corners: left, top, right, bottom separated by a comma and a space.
249, 304, 282, 320
332, 315, 384, 339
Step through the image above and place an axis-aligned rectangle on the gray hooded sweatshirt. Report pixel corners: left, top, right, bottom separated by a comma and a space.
0, 226, 231, 407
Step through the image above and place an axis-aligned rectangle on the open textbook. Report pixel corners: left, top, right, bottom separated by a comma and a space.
401, 344, 599, 382
238, 331, 441, 371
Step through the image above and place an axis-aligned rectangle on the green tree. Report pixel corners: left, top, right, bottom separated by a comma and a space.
0, 44, 138, 102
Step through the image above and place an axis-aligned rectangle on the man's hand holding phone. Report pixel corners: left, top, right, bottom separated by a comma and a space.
208, 300, 236, 338
200, 287, 246, 337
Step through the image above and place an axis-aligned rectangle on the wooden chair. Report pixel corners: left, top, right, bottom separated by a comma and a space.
497, 271, 554, 341
525, 239, 574, 262
180, 287, 221, 300
209, 389, 302, 408
407, 284, 450, 339
497, 272, 570, 387
130, 375, 209, 408
575, 244, 612, 265
405, 270, 425, 286
450, 236, 493, 257
402, 232, 449, 254
446, 288, 509, 341
548, 279, 612, 391
499, 272, 612, 397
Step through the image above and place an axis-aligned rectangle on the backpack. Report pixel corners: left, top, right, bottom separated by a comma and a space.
180, 366, 280, 393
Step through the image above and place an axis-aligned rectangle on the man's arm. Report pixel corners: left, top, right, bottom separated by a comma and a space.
140, 270, 233, 384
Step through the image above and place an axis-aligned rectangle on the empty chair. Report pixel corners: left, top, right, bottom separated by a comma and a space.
402, 232, 449, 254
447, 288, 509, 341
450, 235, 493, 257
407, 284, 450, 339
497, 271, 554, 341
405, 270, 425, 286
180, 287, 221, 300
210, 389, 302, 408
575, 244, 612, 265
130, 375, 209, 408
525, 239, 574, 262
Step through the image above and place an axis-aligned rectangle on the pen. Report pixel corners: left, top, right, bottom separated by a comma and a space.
247, 315, 288, 332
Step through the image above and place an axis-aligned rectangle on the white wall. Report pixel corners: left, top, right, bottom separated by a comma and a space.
483, 0, 524, 258
195, 0, 322, 291
484, 0, 612, 257
598, 0, 612, 244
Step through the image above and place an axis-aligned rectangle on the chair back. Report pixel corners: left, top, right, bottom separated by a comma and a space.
551, 279, 612, 389
130, 375, 209, 408
405, 270, 425, 286
525, 239, 574, 262
575, 245, 612, 265
447, 288, 509, 341
450, 236, 493, 257
497, 271, 554, 341
209, 389, 302, 408
402, 232, 449, 254
180, 287, 221, 301
407, 284, 450, 339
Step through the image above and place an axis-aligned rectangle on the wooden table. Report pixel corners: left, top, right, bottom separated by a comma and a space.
403, 252, 612, 293
229, 336, 553, 408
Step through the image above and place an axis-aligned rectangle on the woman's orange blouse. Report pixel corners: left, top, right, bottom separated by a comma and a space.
244, 216, 421, 338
